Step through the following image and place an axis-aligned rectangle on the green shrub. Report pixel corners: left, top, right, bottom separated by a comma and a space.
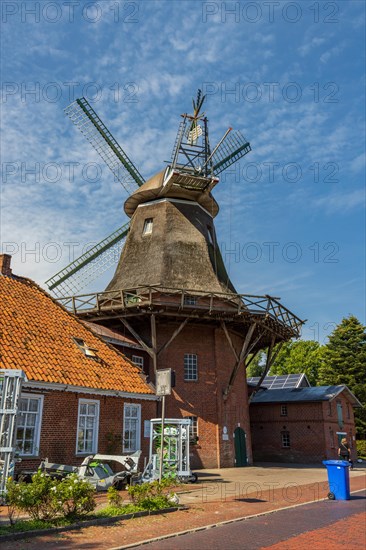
6, 471, 61, 521
127, 479, 177, 510
6, 472, 96, 523
356, 440, 366, 458
107, 486, 123, 508
53, 474, 96, 518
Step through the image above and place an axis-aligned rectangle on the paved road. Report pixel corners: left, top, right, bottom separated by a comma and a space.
131, 490, 366, 549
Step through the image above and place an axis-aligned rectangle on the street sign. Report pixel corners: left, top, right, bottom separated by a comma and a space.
156, 368, 172, 396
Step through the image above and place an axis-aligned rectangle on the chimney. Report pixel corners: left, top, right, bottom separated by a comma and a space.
0, 254, 12, 276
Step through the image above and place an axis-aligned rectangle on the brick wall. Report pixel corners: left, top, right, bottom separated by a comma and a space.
154, 321, 252, 469
250, 393, 358, 463
17, 389, 157, 473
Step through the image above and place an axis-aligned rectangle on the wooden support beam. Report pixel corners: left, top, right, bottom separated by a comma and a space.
151, 314, 158, 375
157, 318, 189, 357
248, 337, 284, 402
223, 322, 256, 400
119, 318, 154, 359
221, 321, 239, 362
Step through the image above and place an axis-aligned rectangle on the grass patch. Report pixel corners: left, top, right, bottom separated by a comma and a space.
0, 516, 76, 536
95, 504, 142, 517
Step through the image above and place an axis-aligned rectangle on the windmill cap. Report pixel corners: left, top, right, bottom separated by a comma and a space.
124, 169, 219, 217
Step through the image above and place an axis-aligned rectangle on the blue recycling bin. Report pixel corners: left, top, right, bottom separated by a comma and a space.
323, 460, 350, 500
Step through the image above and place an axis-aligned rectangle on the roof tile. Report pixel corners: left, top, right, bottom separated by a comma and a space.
0, 274, 153, 395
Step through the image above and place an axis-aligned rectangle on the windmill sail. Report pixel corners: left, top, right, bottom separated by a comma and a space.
65, 97, 145, 193
211, 130, 251, 175
45, 223, 130, 297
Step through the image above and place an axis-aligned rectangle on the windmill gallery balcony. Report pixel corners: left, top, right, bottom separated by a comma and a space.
56, 285, 304, 345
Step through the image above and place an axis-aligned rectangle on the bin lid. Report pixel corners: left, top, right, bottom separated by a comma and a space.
322, 460, 350, 466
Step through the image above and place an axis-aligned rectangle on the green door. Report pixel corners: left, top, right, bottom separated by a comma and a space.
234, 427, 247, 467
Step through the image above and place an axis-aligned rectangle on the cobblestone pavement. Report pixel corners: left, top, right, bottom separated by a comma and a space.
131, 490, 366, 549
1, 468, 365, 549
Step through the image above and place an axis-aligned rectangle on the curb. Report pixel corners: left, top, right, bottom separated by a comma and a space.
0, 506, 185, 543
111, 488, 366, 549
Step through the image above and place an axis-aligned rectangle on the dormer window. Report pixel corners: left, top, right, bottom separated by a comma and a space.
184, 295, 197, 306
143, 218, 153, 235
73, 337, 99, 361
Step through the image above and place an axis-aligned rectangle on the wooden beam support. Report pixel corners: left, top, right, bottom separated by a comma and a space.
221, 321, 239, 362
151, 314, 158, 375
119, 318, 154, 359
157, 318, 189, 357
223, 322, 257, 400
248, 337, 284, 402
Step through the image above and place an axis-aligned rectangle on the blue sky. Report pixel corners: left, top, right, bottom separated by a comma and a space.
1, 0, 365, 342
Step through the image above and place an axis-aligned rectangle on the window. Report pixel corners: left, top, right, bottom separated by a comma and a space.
186, 416, 198, 442
184, 354, 198, 381
183, 295, 197, 306
281, 431, 290, 448
142, 218, 153, 235
336, 401, 344, 429
132, 355, 144, 368
16, 394, 43, 456
77, 399, 99, 454
347, 403, 350, 419
280, 404, 288, 416
123, 404, 141, 452
73, 337, 99, 360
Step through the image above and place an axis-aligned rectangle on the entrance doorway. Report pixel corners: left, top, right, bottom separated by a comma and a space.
234, 427, 247, 467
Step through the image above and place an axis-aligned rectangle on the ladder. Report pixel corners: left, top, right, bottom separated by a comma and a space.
0, 370, 27, 501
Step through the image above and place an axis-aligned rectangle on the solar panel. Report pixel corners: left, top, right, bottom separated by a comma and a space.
247, 373, 307, 389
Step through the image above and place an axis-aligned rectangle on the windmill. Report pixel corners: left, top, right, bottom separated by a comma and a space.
45, 91, 251, 297
48, 92, 303, 469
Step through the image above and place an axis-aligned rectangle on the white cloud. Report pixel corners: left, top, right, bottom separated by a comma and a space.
313, 189, 365, 214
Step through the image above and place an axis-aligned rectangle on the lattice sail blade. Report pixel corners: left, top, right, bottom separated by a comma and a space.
45, 223, 130, 297
212, 130, 251, 175
65, 98, 145, 193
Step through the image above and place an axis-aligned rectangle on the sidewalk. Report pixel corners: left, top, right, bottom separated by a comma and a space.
1, 463, 365, 549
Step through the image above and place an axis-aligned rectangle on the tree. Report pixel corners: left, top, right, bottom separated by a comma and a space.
246, 351, 266, 377
269, 340, 325, 386
318, 315, 366, 438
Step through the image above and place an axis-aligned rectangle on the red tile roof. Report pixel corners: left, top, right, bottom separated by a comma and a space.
0, 272, 153, 395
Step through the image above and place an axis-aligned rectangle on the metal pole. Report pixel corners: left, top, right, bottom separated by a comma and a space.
159, 395, 166, 482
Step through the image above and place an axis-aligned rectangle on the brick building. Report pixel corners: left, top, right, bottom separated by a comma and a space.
250, 386, 361, 463
0, 255, 157, 472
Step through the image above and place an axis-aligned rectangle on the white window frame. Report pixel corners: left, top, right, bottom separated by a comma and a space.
184, 353, 198, 381
142, 218, 153, 235
132, 355, 144, 368
281, 431, 290, 448
76, 399, 100, 455
123, 403, 141, 453
280, 404, 288, 416
16, 393, 44, 457
186, 416, 198, 441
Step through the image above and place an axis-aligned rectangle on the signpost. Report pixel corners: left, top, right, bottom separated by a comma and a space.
155, 369, 172, 482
